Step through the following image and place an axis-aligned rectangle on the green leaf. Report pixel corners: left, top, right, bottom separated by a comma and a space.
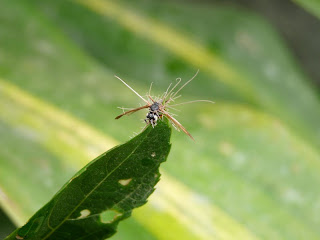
5, 121, 171, 240
1, 0, 320, 239
0, 210, 15, 239
293, 0, 320, 19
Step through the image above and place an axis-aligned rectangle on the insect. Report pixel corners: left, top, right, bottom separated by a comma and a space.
115, 70, 214, 140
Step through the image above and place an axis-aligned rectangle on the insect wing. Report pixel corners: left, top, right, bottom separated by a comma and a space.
163, 112, 195, 141
115, 105, 149, 119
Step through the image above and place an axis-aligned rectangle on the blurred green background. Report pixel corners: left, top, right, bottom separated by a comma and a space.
1, 0, 320, 239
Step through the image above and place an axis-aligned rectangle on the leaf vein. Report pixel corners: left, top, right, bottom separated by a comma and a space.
42, 128, 152, 239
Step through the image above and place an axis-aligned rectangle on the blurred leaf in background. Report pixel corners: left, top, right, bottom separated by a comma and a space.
209, 0, 320, 85
293, 0, 320, 19
1, 0, 320, 239
0, 210, 15, 238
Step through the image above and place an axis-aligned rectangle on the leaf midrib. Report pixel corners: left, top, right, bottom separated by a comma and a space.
42, 129, 151, 240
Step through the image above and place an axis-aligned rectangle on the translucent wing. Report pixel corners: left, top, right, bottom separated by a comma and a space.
115, 105, 149, 119
163, 112, 195, 141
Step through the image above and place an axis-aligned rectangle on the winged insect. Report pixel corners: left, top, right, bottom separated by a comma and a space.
115, 70, 214, 140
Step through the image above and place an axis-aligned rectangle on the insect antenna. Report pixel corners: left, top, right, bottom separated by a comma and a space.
159, 82, 173, 102
115, 75, 149, 104
165, 94, 182, 105
164, 105, 181, 112
148, 82, 153, 97
168, 100, 215, 107
170, 69, 199, 100
163, 77, 182, 103
164, 83, 172, 96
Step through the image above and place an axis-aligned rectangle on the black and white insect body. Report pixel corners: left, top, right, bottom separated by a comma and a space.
115, 70, 214, 140
145, 102, 162, 127
145, 111, 159, 127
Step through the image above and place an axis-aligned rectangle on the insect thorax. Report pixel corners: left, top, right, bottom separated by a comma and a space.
150, 102, 160, 112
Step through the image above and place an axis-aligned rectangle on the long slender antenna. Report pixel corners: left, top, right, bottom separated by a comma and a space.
171, 69, 199, 99
168, 100, 215, 107
148, 82, 153, 96
115, 75, 149, 104
164, 78, 182, 102
165, 105, 181, 112
165, 83, 172, 96
160, 82, 173, 102
167, 94, 182, 103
